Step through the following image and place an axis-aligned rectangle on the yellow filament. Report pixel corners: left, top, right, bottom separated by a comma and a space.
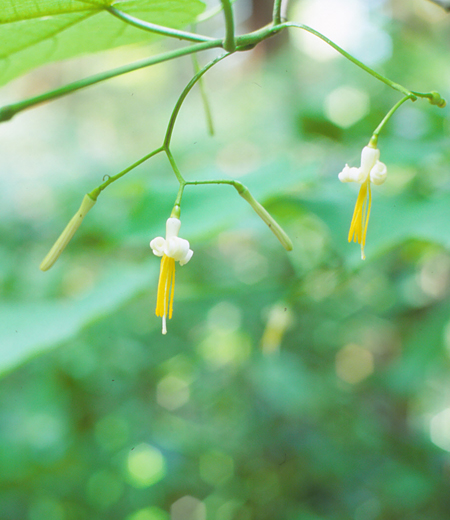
348, 178, 372, 260
155, 255, 176, 320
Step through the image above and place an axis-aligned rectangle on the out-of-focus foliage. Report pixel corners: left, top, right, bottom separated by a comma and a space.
0, 0, 205, 86
1, 1, 450, 519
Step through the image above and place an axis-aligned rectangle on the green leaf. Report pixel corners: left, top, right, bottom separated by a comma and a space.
0, 263, 156, 377
0, 0, 205, 86
384, 300, 450, 395
299, 185, 450, 264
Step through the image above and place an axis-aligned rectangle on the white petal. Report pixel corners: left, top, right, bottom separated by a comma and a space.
165, 236, 191, 262
150, 236, 165, 256
179, 248, 193, 266
359, 146, 379, 180
370, 161, 387, 185
166, 217, 181, 239
338, 165, 359, 183
354, 167, 368, 183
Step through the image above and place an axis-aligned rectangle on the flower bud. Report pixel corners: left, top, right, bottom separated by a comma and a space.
428, 91, 446, 108
40, 194, 96, 271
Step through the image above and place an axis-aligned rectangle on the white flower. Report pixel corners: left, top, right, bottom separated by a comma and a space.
150, 217, 193, 334
338, 146, 387, 185
338, 145, 387, 260
150, 217, 193, 266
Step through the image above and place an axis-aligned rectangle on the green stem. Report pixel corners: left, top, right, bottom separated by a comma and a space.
411, 90, 446, 107
185, 179, 236, 188
283, 22, 414, 98
164, 52, 229, 148
0, 40, 222, 123
273, 0, 283, 25
106, 7, 215, 43
196, 0, 238, 23
369, 95, 412, 147
220, 0, 236, 52
88, 147, 164, 200
165, 148, 186, 185
89, 52, 229, 199
191, 53, 215, 136
173, 183, 186, 208
234, 23, 282, 50
185, 179, 293, 251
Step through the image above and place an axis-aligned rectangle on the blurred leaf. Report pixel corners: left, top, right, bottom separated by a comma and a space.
0, 263, 155, 377
250, 353, 314, 416
0, 0, 205, 86
385, 300, 450, 395
0, 158, 306, 378
299, 186, 450, 264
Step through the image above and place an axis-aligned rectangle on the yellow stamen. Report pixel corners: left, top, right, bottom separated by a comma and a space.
348, 177, 372, 260
155, 255, 176, 334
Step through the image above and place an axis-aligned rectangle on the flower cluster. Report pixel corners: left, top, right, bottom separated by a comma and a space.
150, 217, 193, 334
338, 145, 387, 260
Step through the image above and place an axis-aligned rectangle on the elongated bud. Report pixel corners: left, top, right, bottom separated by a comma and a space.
40, 194, 96, 271
234, 182, 293, 251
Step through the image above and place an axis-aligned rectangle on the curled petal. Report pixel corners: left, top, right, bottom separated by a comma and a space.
179, 248, 193, 266
370, 161, 387, 185
339, 165, 361, 183
150, 236, 165, 256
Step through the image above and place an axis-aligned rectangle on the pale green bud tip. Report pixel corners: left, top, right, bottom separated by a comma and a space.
170, 205, 181, 219
368, 135, 378, 148
429, 91, 446, 108
39, 194, 96, 271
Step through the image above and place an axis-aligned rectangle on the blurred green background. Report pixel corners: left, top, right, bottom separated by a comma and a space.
1, 1, 450, 519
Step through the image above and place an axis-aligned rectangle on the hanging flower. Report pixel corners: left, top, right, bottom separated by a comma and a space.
338, 145, 387, 260
150, 217, 193, 334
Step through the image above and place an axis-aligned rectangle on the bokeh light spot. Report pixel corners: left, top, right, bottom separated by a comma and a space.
198, 330, 251, 369
324, 86, 369, 128
291, 0, 367, 61
335, 343, 374, 384
157, 375, 190, 411
419, 253, 450, 299
291, 0, 392, 65
126, 443, 166, 488
207, 302, 241, 332
171, 496, 206, 520
430, 408, 450, 452
261, 304, 293, 355
127, 506, 170, 520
